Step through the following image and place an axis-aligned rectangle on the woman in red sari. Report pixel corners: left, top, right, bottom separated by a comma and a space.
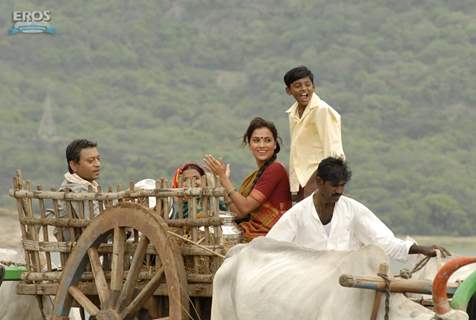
205, 117, 292, 241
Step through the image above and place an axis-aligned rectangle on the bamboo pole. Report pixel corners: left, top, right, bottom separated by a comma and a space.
25, 180, 41, 273
162, 178, 171, 220
37, 185, 52, 271
339, 274, 459, 295
64, 191, 77, 241
107, 186, 114, 208
202, 176, 211, 274
87, 185, 95, 220
9, 187, 226, 200
97, 185, 104, 213
153, 179, 162, 217
51, 195, 66, 267
370, 263, 388, 320
13, 172, 31, 272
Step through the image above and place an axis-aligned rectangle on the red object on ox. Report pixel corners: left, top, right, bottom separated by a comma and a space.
432, 256, 476, 315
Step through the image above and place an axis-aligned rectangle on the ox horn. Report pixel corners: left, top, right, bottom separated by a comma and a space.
432, 256, 476, 316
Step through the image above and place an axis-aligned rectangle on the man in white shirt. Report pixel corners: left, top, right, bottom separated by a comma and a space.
267, 157, 449, 261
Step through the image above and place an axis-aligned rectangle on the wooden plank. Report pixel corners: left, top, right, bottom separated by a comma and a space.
18, 216, 222, 228
19, 216, 90, 227
17, 282, 214, 297
68, 286, 99, 316
21, 270, 213, 283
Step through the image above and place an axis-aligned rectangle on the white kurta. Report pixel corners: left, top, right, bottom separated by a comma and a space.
267, 194, 413, 261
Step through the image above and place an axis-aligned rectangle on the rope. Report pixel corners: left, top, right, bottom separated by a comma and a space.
375, 255, 433, 320
397, 256, 432, 279
377, 272, 391, 320
167, 230, 225, 259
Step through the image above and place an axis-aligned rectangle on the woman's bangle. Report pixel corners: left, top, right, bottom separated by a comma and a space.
227, 189, 236, 197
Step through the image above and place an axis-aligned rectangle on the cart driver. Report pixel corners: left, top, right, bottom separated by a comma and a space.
267, 157, 451, 261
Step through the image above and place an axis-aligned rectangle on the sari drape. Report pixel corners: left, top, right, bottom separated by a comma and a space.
239, 169, 284, 242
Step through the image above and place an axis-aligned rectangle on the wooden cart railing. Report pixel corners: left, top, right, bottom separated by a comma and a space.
9, 170, 228, 320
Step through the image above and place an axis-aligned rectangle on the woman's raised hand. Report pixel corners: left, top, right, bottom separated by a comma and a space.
204, 154, 228, 178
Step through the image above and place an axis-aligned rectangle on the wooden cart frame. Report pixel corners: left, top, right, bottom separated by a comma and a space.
10, 170, 228, 320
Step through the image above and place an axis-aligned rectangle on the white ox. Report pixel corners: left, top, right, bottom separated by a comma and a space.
0, 248, 52, 320
211, 237, 468, 320
0, 248, 81, 320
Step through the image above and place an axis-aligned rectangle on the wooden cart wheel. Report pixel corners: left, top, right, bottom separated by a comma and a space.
53, 203, 189, 320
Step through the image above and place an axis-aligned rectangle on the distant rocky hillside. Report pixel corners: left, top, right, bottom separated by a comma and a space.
0, 0, 475, 234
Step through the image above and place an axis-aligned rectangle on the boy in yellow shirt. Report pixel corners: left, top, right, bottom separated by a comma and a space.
284, 66, 345, 202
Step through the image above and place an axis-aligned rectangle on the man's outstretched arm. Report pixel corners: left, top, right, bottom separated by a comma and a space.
409, 244, 451, 257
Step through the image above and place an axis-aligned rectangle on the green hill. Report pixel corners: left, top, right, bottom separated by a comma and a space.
1, 0, 475, 235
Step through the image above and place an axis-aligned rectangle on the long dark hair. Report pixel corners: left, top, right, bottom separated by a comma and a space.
242, 117, 281, 190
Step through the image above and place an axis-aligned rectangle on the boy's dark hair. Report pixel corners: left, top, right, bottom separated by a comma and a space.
284, 66, 314, 87
66, 139, 97, 173
316, 157, 352, 184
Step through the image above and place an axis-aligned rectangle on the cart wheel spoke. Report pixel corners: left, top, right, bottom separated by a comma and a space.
110, 226, 126, 308
68, 286, 99, 316
120, 266, 164, 318
88, 247, 111, 308
118, 236, 150, 308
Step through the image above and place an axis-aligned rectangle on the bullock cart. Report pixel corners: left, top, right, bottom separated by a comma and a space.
9, 170, 229, 320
